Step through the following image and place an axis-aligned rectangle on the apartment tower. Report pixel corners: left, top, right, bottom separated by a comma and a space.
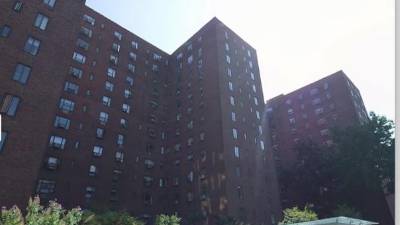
0, 1, 281, 224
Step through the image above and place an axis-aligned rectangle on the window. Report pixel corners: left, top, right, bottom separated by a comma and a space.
1, 95, 20, 116
225, 43, 230, 51
254, 97, 259, 105
249, 61, 253, 68
250, 72, 255, 80
0, 132, 8, 153
112, 43, 120, 52
152, 64, 159, 72
99, 112, 109, 125
200, 132, 205, 141
235, 167, 241, 177
128, 64, 135, 73
315, 107, 324, 115
234, 146, 240, 158
232, 128, 238, 139
83, 14, 95, 26
310, 88, 319, 95
187, 120, 193, 129
80, 26, 92, 38
126, 76, 134, 87
131, 41, 138, 49
34, 13, 49, 30
12, 63, 31, 84
230, 96, 235, 106
144, 176, 154, 186
72, 52, 86, 64
124, 89, 132, 99
54, 116, 70, 129
227, 68, 232, 77
64, 82, 79, 94
101, 96, 111, 107
109, 55, 118, 65
89, 165, 97, 176
58, 98, 74, 113
43, 0, 56, 8
117, 134, 124, 146
252, 85, 257, 93
96, 128, 104, 139
46, 157, 59, 170
145, 159, 155, 169
231, 112, 236, 122
226, 55, 231, 64
312, 98, 321, 105
115, 152, 124, 163
288, 109, 294, 115
256, 111, 260, 120
120, 118, 127, 128
122, 104, 130, 114
49, 135, 66, 149
129, 52, 137, 61
289, 118, 296, 125
36, 180, 55, 195
0, 25, 11, 37
24, 37, 41, 55
107, 68, 116, 78
187, 55, 193, 64
69, 67, 83, 79
153, 53, 162, 61
76, 38, 89, 50
93, 146, 103, 156
105, 81, 114, 92
187, 138, 194, 146
228, 82, 233, 91
260, 140, 265, 150
324, 82, 329, 90
13, 1, 23, 12
320, 129, 329, 136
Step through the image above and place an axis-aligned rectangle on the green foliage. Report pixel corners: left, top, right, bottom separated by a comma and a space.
154, 214, 181, 225
332, 204, 362, 219
279, 112, 395, 219
81, 211, 143, 225
331, 112, 395, 194
1, 197, 82, 225
0, 206, 24, 225
279, 206, 318, 225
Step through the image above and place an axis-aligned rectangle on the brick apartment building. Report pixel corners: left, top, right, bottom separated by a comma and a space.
0, 0, 281, 224
265, 71, 368, 172
264, 71, 393, 225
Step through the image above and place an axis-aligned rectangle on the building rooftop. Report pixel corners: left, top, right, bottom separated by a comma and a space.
286, 217, 378, 225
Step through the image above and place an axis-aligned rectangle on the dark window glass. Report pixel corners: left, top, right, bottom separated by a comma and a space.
0, 132, 8, 152
13, 63, 31, 84
54, 116, 70, 129
69, 67, 83, 79
0, 25, 11, 37
13, 1, 23, 12
0, 95, 20, 116
24, 37, 41, 55
34, 13, 49, 30
43, 0, 56, 8
64, 81, 79, 94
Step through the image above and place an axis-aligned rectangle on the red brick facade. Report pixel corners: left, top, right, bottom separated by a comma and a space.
0, 1, 281, 225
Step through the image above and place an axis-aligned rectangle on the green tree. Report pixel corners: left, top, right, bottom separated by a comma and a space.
154, 214, 181, 225
279, 205, 318, 224
1, 197, 82, 225
0, 206, 24, 225
81, 211, 143, 225
331, 112, 395, 194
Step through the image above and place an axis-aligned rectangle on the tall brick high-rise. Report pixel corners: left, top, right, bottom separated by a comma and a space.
264, 71, 393, 225
0, 1, 281, 225
265, 71, 369, 172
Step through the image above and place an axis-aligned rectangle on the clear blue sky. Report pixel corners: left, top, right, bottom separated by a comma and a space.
86, 0, 394, 120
